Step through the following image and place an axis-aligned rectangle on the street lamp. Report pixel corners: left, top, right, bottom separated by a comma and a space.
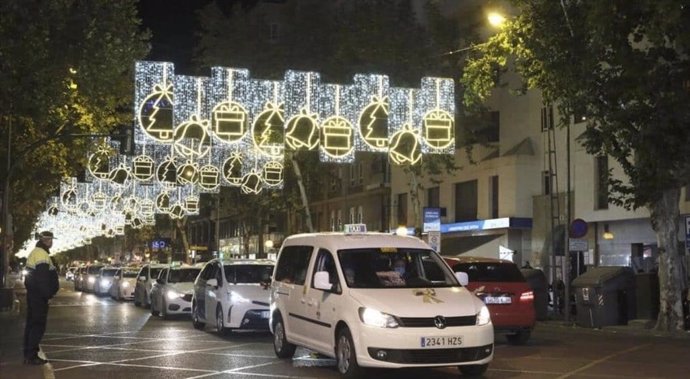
487, 11, 507, 28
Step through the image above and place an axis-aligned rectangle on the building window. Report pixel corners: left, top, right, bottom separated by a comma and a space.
427, 187, 440, 208
397, 193, 408, 226
454, 180, 478, 222
269, 23, 279, 42
489, 175, 499, 219
541, 106, 554, 131
595, 155, 609, 210
358, 161, 364, 184
485, 111, 500, 143
542, 170, 551, 195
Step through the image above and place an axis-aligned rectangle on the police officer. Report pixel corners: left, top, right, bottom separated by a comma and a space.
23, 231, 59, 365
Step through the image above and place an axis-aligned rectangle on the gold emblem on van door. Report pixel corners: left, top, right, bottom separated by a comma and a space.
413, 288, 443, 304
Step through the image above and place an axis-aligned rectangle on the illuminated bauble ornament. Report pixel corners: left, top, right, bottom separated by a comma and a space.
320, 116, 354, 158
241, 171, 263, 194
106, 229, 116, 238
199, 164, 220, 191
110, 194, 124, 212
423, 109, 454, 149
168, 203, 185, 219
211, 101, 248, 143
359, 96, 389, 150
91, 191, 108, 211
252, 102, 285, 157
176, 162, 199, 185
222, 152, 244, 187
173, 115, 211, 159
108, 166, 131, 186
61, 188, 78, 212
132, 154, 155, 181
124, 196, 139, 213
156, 158, 178, 187
138, 83, 174, 142
87, 148, 111, 180
263, 161, 284, 187
156, 192, 171, 213
47, 205, 59, 216
124, 211, 133, 225
389, 126, 422, 165
184, 195, 200, 213
285, 109, 319, 150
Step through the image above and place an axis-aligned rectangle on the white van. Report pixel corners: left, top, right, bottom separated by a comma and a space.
269, 228, 494, 377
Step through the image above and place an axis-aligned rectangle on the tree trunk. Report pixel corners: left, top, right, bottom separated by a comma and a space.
290, 155, 314, 232
409, 170, 422, 235
176, 218, 190, 264
650, 187, 686, 332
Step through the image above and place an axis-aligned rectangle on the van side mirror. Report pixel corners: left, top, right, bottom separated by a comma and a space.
139, 275, 146, 281
455, 271, 469, 286
206, 278, 218, 288
314, 271, 332, 291
156, 278, 164, 285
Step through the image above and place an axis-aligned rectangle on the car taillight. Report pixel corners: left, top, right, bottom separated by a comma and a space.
520, 291, 534, 301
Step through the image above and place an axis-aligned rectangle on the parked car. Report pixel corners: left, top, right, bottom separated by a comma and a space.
444, 256, 535, 345
110, 267, 139, 300
94, 267, 119, 296
134, 263, 165, 308
192, 259, 274, 335
82, 264, 104, 293
150, 264, 201, 319
74, 266, 88, 291
65, 266, 78, 281
269, 227, 493, 377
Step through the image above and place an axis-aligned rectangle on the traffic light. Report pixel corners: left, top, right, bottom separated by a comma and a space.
113, 124, 135, 155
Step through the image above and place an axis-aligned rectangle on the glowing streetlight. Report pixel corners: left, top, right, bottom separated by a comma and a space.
395, 226, 408, 236
487, 11, 507, 28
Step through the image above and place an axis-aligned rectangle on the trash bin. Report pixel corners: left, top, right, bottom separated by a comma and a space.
520, 268, 549, 321
571, 266, 636, 328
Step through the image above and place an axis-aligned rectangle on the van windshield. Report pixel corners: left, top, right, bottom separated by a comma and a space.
169, 268, 201, 283
337, 248, 459, 288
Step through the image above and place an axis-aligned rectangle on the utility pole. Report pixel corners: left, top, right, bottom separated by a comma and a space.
564, 122, 572, 323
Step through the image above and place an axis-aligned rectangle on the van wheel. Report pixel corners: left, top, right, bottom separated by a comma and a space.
192, 302, 205, 330
273, 315, 296, 358
506, 330, 531, 345
459, 363, 488, 376
336, 327, 364, 378
216, 307, 229, 335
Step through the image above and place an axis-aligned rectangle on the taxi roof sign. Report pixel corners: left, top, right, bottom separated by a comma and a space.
344, 223, 367, 234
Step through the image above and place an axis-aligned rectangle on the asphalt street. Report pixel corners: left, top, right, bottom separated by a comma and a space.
2, 278, 690, 378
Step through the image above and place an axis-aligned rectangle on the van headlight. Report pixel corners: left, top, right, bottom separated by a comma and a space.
121, 281, 129, 288
359, 307, 399, 328
166, 290, 182, 300
88, 277, 96, 284
476, 305, 491, 326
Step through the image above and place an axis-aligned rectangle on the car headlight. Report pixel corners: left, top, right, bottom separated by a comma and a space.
121, 281, 130, 288
476, 305, 491, 326
21, 269, 28, 277
88, 277, 95, 284
359, 307, 399, 328
166, 290, 182, 300
100, 279, 110, 287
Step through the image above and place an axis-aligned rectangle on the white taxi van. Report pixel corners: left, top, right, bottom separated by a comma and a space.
269, 225, 494, 377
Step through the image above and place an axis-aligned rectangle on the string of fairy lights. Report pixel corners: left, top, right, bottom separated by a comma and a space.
19, 61, 455, 255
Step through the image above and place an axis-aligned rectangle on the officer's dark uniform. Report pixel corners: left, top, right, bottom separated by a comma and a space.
23, 231, 59, 365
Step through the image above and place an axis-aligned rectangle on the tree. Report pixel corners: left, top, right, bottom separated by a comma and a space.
462, 0, 690, 331
0, 0, 149, 251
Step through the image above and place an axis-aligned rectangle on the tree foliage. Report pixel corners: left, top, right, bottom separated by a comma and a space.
462, 0, 690, 331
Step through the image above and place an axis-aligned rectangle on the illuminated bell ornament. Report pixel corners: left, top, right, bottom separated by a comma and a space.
138, 82, 174, 142
156, 158, 178, 187
320, 116, 354, 158
156, 192, 171, 213
132, 155, 155, 181
108, 166, 131, 186
211, 101, 249, 144
252, 102, 285, 157
423, 109, 454, 149
177, 162, 199, 185
77, 201, 92, 216
199, 164, 220, 191
131, 217, 143, 229
359, 96, 389, 150
263, 161, 284, 187
222, 152, 244, 187
173, 115, 211, 160
285, 109, 319, 150
241, 170, 263, 194
168, 203, 185, 219
389, 126, 422, 165
124, 197, 139, 213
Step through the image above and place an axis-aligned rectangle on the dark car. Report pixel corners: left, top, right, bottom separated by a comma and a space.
444, 256, 536, 344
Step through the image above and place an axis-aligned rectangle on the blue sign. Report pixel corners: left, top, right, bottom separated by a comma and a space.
151, 238, 170, 250
423, 207, 441, 232
440, 217, 532, 233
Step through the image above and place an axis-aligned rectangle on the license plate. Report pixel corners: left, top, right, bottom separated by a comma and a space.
420, 336, 463, 348
261, 310, 270, 319
484, 295, 511, 304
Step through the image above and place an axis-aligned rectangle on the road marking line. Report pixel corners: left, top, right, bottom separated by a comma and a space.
51, 358, 218, 373
556, 344, 650, 379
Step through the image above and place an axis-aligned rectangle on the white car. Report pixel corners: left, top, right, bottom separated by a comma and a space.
192, 259, 274, 335
110, 267, 139, 300
150, 265, 201, 319
83, 264, 104, 292
134, 264, 165, 308
94, 267, 119, 296
269, 226, 494, 377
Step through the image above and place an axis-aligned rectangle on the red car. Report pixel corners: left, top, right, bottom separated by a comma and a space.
444, 256, 536, 344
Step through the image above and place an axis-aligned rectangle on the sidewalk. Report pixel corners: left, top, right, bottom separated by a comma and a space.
0, 280, 50, 379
